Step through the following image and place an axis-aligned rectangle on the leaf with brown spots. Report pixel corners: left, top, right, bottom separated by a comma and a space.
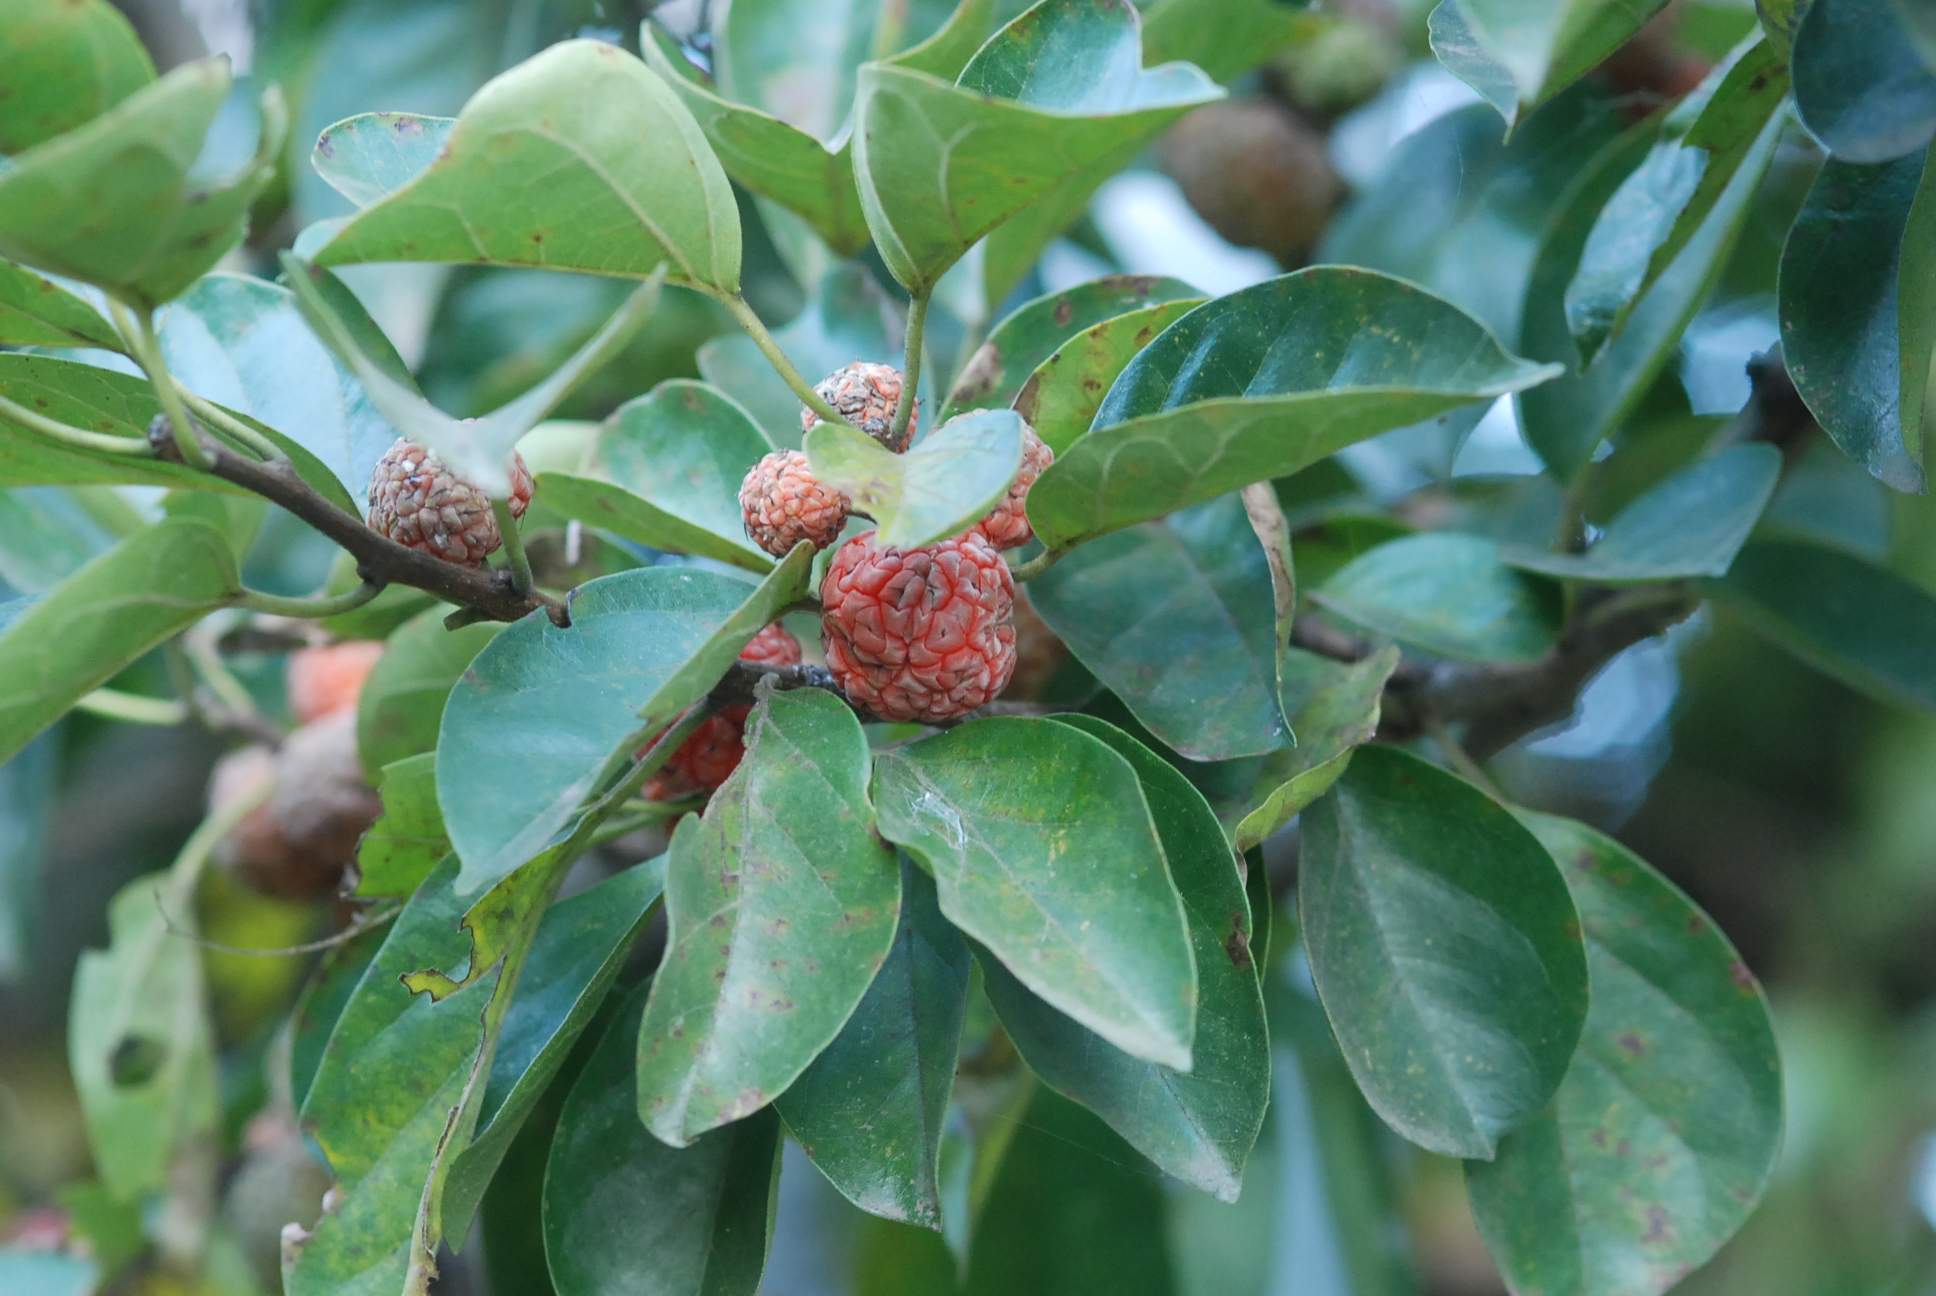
1012, 297, 1203, 454
1466, 812, 1782, 1296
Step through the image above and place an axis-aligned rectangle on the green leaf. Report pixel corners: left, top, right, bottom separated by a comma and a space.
1315, 533, 1562, 663
0, 259, 122, 349
941, 273, 1201, 425
1518, 94, 1784, 481
312, 111, 455, 209
290, 854, 563, 1296
641, 25, 869, 257
0, 487, 124, 595
1779, 143, 1935, 493
1028, 493, 1287, 760
1229, 646, 1399, 852
873, 716, 1198, 1069
1028, 269, 1562, 550
697, 262, 902, 448
1012, 298, 1204, 454
437, 555, 813, 894
1429, 0, 1672, 126
0, 0, 154, 154
0, 59, 282, 307
637, 689, 900, 1145
537, 379, 778, 572
1793, 0, 1936, 163
981, 714, 1268, 1201
807, 406, 1023, 548
356, 606, 503, 774
314, 40, 741, 293
1298, 746, 1589, 1158
442, 858, 666, 1244
545, 980, 782, 1296
68, 873, 217, 1200
1565, 39, 1791, 361
1466, 813, 1782, 1296
288, 930, 385, 1117
1138, 0, 1311, 83
1709, 537, 1936, 711
160, 272, 401, 508
776, 858, 970, 1229
0, 354, 227, 491
852, 0, 1221, 292
355, 754, 449, 899
1505, 443, 1781, 581
0, 516, 238, 766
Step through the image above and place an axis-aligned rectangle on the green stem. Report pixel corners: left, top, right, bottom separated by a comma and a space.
231, 581, 385, 619
1009, 545, 1070, 583
180, 623, 260, 718
180, 390, 283, 462
492, 497, 534, 597
76, 688, 190, 726
115, 301, 210, 473
0, 393, 155, 457
714, 292, 852, 428
891, 289, 929, 446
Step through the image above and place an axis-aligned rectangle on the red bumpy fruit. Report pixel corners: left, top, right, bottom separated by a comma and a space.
646, 622, 804, 799
802, 361, 912, 452
820, 530, 1017, 723
973, 421, 1054, 551
367, 438, 533, 566
740, 450, 850, 558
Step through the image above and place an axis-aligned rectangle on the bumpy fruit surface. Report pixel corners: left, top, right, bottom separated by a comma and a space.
367, 438, 533, 566
646, 622, 804, 799
286, 641, 384, 724
973, 421, 1054, 550
821, 530, 1016, 723
802, 361, 912, 451
740, 450, 850, 558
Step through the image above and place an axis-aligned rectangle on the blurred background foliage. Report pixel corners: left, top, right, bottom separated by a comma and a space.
4, 0, 1936, 1293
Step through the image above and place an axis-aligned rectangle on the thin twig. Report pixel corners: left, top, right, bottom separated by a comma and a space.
232, 581, 385, 619
1009, 545, 1070, 583
180, 390, 284, 462
492, 497, 534, 597
159, 903, 402, 956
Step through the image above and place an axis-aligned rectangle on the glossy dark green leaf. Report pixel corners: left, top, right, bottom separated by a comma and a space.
545, 980, 781, 1296
1503, 443, 1782, 581
312, 112, 455, 209
1566, 39, 1790, 360
807, 406, 1023, 548
960, 1087, 1177, 1296
1029, 270, 1561, 549
777, 859, 970, 1228
1028, 493, 1286, 760
0, 260, 122, 349
637, 689, 900, 1144
981, 714, 1268, 1201
1315, 533, 1562, 662
1793, 0, 1936, 163
1012, 298, 1203, 454
1779, 143, 1935, 494
288, 929, 385, 1116
1467, 813, 1782, 1296
356, 607, 502, 774
1138, 0, 1309, 82
873, 717, 1198, 1069
315, 40, 741, 292
1229, 646, 1400, 852
442, 858, 666, 1242
852, 0, 1221, 292
68, 873, 217, 1200
943, 273, 1200, 424
437, 554, 812, 893
1298, 746, 1589, 1157
290, 854, 564, 1296
1519, 98, 1782, 480
0, 0, 153, 154
355, 754, 449, 899
0, 59, 281, 307
697, 262, 902, 447
0, 517, 238, 766
1709, 537, 1936, 711
1429, 0, 1672, 125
